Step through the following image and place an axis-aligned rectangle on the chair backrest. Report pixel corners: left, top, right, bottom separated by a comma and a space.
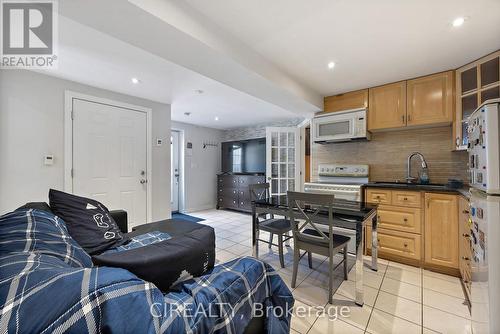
287, 191, 335, 246
249, 183, 270, 201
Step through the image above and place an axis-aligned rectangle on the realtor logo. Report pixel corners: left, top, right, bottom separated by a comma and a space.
1, 0, 58, 68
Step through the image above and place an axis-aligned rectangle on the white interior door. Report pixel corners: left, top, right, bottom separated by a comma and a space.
72, 99, 148, 226
171, 130, 180, 212
266, 127, 300, 196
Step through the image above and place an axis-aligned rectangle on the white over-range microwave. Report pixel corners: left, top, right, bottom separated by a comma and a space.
312, 108, 370, 143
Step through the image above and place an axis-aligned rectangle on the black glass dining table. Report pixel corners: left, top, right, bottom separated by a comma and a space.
251, 195, 378, 306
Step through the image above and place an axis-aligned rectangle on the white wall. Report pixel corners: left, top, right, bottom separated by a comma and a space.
171, 121, 222, 212
0, 70, 171, 221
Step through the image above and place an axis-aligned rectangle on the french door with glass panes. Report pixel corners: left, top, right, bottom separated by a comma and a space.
266, 127, 300, 196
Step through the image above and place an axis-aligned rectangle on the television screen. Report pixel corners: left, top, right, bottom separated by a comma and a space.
221, 138, 266, 174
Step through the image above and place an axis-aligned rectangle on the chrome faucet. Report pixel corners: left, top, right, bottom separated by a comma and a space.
406, 152, 428, 183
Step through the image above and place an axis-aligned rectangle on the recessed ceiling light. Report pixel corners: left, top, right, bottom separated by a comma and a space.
131, 77, 140, 84
452, 17, 465, 27
214, 116, 219, 121
327, 62, 335, 70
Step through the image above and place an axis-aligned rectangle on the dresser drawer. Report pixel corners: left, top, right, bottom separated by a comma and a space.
367, 227, 421, 261
377, 205, 421, 234
366, 188, 392, 205
392, 190, 421, 208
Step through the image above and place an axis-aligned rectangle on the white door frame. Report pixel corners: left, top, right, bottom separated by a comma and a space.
171, 127, 185, 213
298, 119, 312, 191
64, 90, 153, 223
170, 129, 181, 213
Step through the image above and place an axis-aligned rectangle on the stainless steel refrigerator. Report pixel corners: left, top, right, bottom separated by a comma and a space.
467, 99, 500, 333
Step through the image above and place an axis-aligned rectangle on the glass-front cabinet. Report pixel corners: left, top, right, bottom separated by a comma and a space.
455, 51, 500, 150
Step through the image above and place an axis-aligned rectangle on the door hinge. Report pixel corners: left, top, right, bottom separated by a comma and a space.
71, 110, 74, 120
71, 169, 74, 178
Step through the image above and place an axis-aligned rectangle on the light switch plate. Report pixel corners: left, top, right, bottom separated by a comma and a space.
156, 138, 163, 146
44, 155, 54, 165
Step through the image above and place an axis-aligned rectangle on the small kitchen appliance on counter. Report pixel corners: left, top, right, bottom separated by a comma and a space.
467, 99, 500, 334
304, 164, 369, 253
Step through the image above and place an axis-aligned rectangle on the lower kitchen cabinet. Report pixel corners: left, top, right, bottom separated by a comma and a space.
366, 187, 462, 275
424, 193, 459, 269
367, 226, 422, 262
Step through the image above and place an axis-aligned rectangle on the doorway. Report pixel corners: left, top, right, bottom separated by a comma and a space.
265, 127, 300, 195
171, 130, 180, 212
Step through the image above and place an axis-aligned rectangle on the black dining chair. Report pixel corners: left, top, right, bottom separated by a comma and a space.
287, 191, 350, 304
249, 183, 292, 268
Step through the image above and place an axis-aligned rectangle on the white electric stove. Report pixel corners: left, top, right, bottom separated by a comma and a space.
304, 164, 369, 254
304, 164, 369, 202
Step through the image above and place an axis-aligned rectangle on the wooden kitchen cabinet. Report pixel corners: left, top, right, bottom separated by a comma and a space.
324, 89, 368, 113
366, 226, 422, 262
368, 81, 406, 130
377, 205, 421, 234
424, 193, 459, 269
366, 188, 392, 205
406, 71, 454, 126
454, 50, 500, 150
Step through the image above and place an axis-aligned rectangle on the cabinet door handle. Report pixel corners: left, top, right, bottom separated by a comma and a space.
463, 233, 470, 238
462, 210, 470, 214
408, 114, 412, 122
403, 197, 408, 201
401, 115, 405, 124
462, 256, 470, 261
403, 218, 408, 223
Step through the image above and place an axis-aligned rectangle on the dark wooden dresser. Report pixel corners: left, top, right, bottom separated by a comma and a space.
217, 174, 265, 213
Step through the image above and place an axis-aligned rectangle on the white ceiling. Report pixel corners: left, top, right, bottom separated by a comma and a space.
183, 0, 500, 95
40, 0, 500, 130
38, 16, 302, 129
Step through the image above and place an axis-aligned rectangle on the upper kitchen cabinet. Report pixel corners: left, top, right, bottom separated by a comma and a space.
454, 50, 500, 150
368, 81, 406, 131
324, 89, 368, 113
406, 71, 454, 127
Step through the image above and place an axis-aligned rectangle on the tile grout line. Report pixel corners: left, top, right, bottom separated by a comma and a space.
364, 260, 389, 332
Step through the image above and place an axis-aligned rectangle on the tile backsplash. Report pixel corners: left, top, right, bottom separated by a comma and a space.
311, 126, 469, 184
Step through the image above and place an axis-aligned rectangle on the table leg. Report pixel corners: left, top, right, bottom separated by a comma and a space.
355, 222, 364, 306
252, 204, 258, 258
371, 213, 378, 271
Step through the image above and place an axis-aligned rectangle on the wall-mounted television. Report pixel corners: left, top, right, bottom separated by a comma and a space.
221, 138, 266, 174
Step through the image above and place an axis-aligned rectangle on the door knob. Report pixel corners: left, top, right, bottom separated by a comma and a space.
140, 179, 148, 184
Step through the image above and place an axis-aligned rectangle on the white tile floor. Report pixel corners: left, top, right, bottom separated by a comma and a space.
192, 209, 472, 334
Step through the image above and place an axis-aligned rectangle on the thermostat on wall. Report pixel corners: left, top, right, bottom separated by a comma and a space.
44, 155, 54, 166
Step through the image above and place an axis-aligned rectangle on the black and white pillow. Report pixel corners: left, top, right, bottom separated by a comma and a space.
49, 189, 127, 255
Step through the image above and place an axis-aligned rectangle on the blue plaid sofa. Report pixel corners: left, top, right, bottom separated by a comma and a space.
0, 209, 294, 333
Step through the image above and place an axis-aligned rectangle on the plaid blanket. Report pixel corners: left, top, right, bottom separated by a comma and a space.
0, 209, 293, 333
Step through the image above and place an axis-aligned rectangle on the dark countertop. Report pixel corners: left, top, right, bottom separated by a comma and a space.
364, 182, 470, 199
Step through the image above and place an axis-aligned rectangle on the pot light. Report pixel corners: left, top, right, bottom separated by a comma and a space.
452, 17, 465, 27
131, 77, 140, 84
214, 116, 219, 121
327, 62, 335, 70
